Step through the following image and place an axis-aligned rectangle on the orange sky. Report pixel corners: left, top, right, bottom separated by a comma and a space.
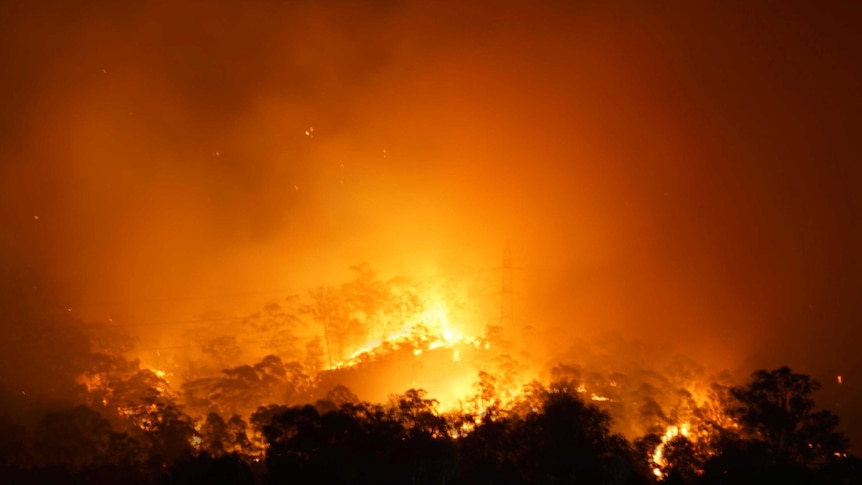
1, 0, 861, 442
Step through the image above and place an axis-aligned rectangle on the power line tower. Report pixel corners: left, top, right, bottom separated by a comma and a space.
500, 242, 514, 332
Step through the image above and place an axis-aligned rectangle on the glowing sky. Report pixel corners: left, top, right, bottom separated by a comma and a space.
1, 0, 860, 442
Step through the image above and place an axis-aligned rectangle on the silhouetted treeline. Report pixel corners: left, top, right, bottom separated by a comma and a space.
1, 367, 860, 484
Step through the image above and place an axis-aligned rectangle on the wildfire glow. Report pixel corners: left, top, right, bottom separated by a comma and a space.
84, 271, 738, 470
652, 423, 690, 479
328, 296, 476, 370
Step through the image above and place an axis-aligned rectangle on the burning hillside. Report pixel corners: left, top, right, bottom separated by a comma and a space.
77, 266, 751, 453
0, 259, 854, 483
60, 265, 814, 466
2, 1, 861, 482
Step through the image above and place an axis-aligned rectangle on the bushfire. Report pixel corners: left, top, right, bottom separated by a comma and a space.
3, 268, 852, 483
76, 270, 738, 474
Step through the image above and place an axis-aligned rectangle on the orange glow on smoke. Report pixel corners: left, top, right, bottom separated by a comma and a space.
3, 0, 860, 455
324, 291, 487, 411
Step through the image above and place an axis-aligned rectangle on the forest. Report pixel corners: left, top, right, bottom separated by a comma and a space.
0, 366, 858, 484
3, 1, 862, 483
0, 264, 858, 484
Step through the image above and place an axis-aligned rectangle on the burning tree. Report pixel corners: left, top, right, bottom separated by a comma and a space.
9, 260, 859, 484
182, 355, 313, 419
304, 264, 426, 368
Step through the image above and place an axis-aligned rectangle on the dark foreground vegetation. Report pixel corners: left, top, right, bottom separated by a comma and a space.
0, 367, 858, 484
0, 259, 856, 483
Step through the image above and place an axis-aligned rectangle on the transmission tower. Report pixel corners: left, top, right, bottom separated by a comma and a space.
500, 242, 514, 332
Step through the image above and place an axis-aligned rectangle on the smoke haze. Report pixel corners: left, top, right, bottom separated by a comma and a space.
1, 0, 861, 442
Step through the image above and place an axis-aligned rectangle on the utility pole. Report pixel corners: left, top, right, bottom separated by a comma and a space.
486, 242, 515, 345
500, 242, 514, 332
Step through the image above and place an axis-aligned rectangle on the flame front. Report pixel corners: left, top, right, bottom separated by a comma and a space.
327, 297, 475, 370
652, 423, 690, 478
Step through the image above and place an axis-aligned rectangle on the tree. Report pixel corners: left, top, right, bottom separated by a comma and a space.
242, 296, 305, 358
391, 388, 445, 437
470, 371, 501, 417
77, 350, 142, 413
389, 389, 458, 483
320, 384, 359, 411
458, 383, 644, 484
33, 405, 113, 471
201, 335, 242, 371
303, 336, 325, 375
303, 265, 427, 367
185, 355, 312, 418
131, 397, 196, 468
305, 286, 346, 367
660, 436, 702, 484
199, 413, 229, 457
515, 389, 636, 484
727, 366, 847, 467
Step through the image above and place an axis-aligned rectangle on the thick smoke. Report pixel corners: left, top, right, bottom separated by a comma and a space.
1, 0, 861, 444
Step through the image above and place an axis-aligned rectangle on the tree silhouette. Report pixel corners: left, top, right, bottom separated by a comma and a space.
133, 397, 196, 468
242, 296, 305, 359
184, 355, 312, 418
33, 405, 113, 471
459, 382, 644, 484
516, 388, 637, 484
201, 335, 243, 371
660, 436, 702, 484
727, 366, 847, 467
258, 390, 459, 484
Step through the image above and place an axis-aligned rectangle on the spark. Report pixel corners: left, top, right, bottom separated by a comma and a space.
837, 375, 842, 384
214, 151, 220, 157
33, 215, 39, 220
305, 126, 314, 138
